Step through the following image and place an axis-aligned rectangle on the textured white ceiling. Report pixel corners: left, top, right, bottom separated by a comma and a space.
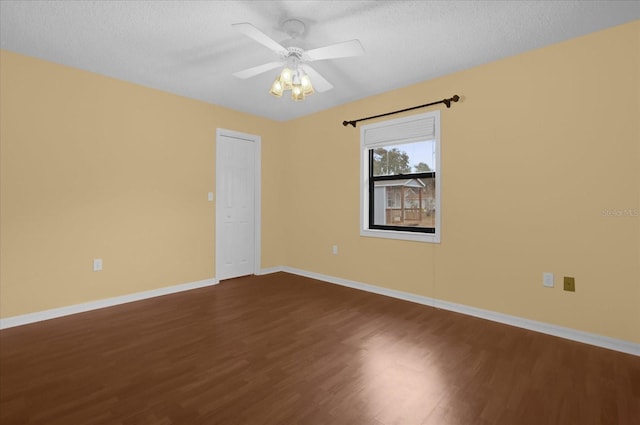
1, 1, 639, 121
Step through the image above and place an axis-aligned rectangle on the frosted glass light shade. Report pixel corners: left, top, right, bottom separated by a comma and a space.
300, 74, 314, 95
269, 78, 283, 97
291, 84, 304, 101
280, 68, 293, 90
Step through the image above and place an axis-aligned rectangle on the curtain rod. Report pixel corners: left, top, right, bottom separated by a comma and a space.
342, 94, 460, 128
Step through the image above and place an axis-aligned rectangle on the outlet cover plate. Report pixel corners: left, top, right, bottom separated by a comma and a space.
563, 276, 575, 292
543, 272, 554, 287
93, 258, 103, 272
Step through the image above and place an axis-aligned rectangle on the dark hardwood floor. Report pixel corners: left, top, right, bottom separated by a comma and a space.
1, 272, 638, 425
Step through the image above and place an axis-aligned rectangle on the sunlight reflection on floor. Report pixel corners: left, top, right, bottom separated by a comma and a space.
359, 332, 448, 424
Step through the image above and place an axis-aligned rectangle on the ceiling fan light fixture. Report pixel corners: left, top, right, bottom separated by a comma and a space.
269, 66, 313, 100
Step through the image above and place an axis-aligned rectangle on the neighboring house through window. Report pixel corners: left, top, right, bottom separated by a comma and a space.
360, 111, 440, 243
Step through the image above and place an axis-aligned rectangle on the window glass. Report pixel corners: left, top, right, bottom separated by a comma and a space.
371, 177, 435, 231
371, 141, 436, 177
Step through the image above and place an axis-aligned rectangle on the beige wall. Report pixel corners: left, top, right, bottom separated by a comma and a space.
1, 21, 638, 343
283, 21, 639, 343
0, 50, 286, 317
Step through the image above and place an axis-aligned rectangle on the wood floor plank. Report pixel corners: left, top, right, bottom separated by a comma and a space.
1, 272, 638, 424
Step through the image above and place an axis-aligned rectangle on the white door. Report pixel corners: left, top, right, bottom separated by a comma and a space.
216, 131, 259, 281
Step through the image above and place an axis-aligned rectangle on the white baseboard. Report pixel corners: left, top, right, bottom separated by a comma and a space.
0, 277, 219, 330
274, 267, 640, 357
257, 266, 285, 275
4, 268, 638, 357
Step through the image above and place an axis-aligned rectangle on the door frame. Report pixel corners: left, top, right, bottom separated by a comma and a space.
215, 128, 261, 280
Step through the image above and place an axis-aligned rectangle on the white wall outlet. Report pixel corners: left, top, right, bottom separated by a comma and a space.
543, 272, 554, 287
332, 245, 338, 255
207, 192, 214, 201
93, 258, 103, 272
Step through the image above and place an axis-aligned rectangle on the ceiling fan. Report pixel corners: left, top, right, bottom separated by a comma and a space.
232, 19, 364, 100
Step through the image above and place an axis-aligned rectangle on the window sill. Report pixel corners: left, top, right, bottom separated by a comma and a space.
360, 228, 440, 243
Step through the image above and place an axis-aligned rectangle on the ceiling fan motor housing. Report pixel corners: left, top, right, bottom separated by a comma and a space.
282, 46, 306, 64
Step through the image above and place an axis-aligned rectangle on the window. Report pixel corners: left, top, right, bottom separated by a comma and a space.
360, 111, 440, 243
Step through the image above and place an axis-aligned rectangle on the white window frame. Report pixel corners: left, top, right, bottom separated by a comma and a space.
360, 111, 441, 243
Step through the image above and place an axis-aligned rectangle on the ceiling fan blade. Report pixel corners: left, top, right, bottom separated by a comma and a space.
232, 23, 287, 54
300, 64, 333, 93
233, 61, 283, 79
305, 39, 364, 61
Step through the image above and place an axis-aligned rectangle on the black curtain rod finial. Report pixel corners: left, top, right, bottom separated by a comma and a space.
443, 95, 460, 108
343, 120, 356, 127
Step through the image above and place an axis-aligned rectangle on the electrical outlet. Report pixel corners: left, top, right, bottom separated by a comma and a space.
332, 245, 338, 255
563, 276, 575, 292
543, 272, 554, 288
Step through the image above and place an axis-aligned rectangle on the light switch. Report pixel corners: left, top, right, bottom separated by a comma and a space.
208, 192, 214, 201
